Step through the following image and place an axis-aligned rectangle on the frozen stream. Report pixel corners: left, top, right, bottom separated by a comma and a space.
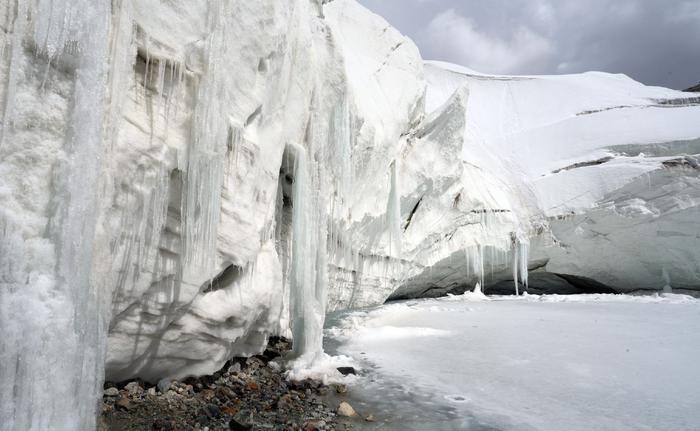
325, 293, 700, 430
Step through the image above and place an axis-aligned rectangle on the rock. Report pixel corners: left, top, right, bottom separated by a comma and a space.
103, 387, 119, 397
337, 402, 357, 417
124, 381, 143, 395
221, 405, 239, 417
100, 339, 337, 430
152, 419, 174, 431
115, 397, 133, 411
205, 404, 221, 418
276, 393, 295, 410
365, 414, 376, 422
157, 379, 172, 393
684, 82, 700, 92
229, 418, 253, 431
216, 386, 236, 401
147, 387, 157, 396
303, 420, 326, 431
227, 363, 242, 374
334, 384, 347, 394
336, 367, 356, 376
261, 348, 282, 361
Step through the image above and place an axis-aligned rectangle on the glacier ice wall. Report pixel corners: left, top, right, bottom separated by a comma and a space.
420, 62, 700, 296
1, 0, 700, 428
0, 0, 426, 426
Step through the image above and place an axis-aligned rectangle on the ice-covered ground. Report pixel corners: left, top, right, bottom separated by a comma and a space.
328, 293, 700, 431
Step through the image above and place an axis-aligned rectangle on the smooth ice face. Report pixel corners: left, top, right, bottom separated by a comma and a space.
329, 294, 700, 431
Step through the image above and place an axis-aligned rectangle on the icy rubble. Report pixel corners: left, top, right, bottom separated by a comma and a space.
0, 0, 699, 429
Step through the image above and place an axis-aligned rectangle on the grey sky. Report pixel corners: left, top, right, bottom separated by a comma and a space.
357, 0, 700, 89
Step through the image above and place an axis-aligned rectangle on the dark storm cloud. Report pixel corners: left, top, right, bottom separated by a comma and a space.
357, 0, 700, 89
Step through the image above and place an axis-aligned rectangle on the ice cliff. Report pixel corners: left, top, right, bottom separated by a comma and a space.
1, 0, 699, 429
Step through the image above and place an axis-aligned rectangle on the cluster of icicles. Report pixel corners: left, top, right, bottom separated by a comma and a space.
466, 241, 530, 296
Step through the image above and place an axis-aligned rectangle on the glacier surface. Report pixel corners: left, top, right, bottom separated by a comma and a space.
0, 0, 699, 429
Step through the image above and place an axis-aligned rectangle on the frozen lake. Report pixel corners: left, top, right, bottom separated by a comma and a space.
326, 293, 700, 431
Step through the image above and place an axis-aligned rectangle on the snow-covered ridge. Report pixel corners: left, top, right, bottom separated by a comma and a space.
0, 0, 699, 429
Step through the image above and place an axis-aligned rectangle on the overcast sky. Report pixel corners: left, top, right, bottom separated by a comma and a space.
357, 0, 700, 90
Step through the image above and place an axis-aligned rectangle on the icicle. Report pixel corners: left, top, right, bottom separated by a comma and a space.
289, 144, 326, 359
182, 0, 231, 273
106, 0, 135, 149
477, 243, 485, 289
387, 160, 402, 258
330, 96, 353, 206
513, 243, 520, 296
465, 244, 485, 292
0, 1, 28, 144
662, 267, 672, 293
519, 241, 529, 291
512, 239, 529, 295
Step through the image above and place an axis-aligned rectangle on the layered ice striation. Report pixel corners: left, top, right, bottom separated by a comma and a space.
1, 0, 700, 429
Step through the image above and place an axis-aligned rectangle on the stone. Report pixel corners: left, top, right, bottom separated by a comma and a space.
303, 420, 326, 431
103, 387, 119, 397
205, 404, 222, 418
115, 397, 132, 411
216, 386, 236, 401
229, 418, 253, 431
337, 402, 357, 417
336, 367, 356, 376
124, 381, 143, 395
276, 394, 295, 410
157, 379, 172, 393
152, 419, 174, 431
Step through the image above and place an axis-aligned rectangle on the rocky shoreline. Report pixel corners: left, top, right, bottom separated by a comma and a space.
100, 338, 368, 431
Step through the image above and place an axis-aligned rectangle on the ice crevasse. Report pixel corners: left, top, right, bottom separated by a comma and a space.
0, 0, 699, 429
